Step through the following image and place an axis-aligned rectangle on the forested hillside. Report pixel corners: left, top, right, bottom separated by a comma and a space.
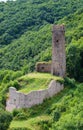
0, 0, 83, 81
0, 0, 83, 129
0, 0, 82, 46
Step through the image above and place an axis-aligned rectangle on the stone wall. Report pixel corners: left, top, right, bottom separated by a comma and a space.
6, 80, 64, 111
36, 62, 51, 73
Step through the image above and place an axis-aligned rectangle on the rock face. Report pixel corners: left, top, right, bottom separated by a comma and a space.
51, 25, 66, 77
6, 80, 64, 111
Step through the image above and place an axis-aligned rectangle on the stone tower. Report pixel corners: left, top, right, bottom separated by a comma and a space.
51, 25, 66, 77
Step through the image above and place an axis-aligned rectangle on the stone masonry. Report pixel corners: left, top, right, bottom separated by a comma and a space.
36, 62, 51, 73
6, 80, 64, 111
36, 25, 66, 77
51, 25, 66, 77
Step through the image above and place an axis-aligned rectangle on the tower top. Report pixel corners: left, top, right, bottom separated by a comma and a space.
52, 24, 65, 33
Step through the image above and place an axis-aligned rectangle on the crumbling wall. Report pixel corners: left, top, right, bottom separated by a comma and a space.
6, 80, 64, 111
36, 62, 51, 73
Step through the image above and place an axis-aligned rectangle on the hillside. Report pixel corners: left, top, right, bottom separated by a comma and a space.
0, 70, 82, 130
0, 0, 82, 46
0, 0, 83, 81
9, 81, 83, 130
0, 0, 83, 130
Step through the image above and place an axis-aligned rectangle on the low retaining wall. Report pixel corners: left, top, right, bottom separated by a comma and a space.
6, 80, 64, 111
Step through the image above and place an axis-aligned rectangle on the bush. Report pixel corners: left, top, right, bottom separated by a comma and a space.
0, 103, 5, 111
0, 110, 13, 130
12, 80, 21, 90
11, 71, 23, 80
13, 109, 28, 120
37, 120, 51, 130
12, 109, 21, 117
14, 113, 27, 120
1, 94, 7, 106
3, 74, 11, 83
64, 77, 76, 88
53, 111, 61, 122
66, 42, 83, 81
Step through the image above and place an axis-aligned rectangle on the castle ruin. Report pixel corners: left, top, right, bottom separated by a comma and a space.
6, 25, 66, 111
36, 25, 66, 77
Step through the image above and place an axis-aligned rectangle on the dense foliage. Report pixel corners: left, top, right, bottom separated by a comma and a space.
0, 109, 12, 130
0, 0, 82, 46
0, 0, 83, 129
0, 0, 83, 81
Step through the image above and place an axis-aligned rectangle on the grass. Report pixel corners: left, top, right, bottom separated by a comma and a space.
9, 87, 68, 130
9, 73, 83, 130
9, 83, 83, 130
10, 115, 51, 130
17, 72, 62, 93
10, 84, 83, 130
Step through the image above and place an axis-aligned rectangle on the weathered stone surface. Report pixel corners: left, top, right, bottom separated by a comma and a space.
36, 25, 66, 77
36, 62, 51, 73
48, 80, 64, 97
6, 80, 64, 111
51, 25, 66, 77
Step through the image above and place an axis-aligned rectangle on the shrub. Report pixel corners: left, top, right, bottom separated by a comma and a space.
11, 71, 23, 80
53, 111, 61, 122
37, 120, 51, 130
46, 108, 52, 115
12, 109, 21, 117
1, 94, 7, 106
0, 110, 13, 130
64, 77, 76, 88
0, 103, 5, 111
66, 42, 82, 81
12, 80, 21, 90
2, 74, 11, 83
15, 113, 27, 120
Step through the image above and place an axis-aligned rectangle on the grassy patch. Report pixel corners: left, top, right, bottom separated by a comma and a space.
10, 115, 50, 130
17, 72, 62, 93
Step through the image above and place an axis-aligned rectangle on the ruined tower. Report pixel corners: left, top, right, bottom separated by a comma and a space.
51, 25, 66, 77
